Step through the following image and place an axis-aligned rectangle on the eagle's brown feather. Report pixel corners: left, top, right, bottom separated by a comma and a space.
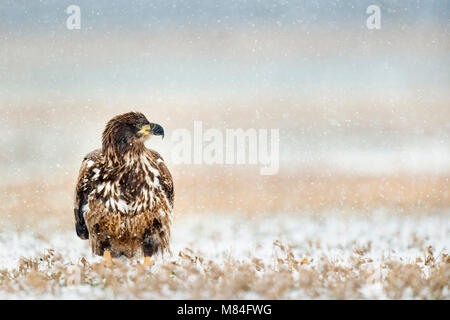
73, 112, 173, 258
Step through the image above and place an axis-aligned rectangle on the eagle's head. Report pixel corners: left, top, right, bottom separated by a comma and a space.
102, 112, 164, 162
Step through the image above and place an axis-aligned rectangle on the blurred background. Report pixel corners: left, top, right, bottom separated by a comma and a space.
0, 0, 449, 230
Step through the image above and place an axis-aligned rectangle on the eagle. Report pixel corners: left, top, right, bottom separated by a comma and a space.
74, 112, 174, 265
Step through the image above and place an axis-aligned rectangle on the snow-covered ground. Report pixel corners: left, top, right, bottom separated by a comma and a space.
1, 211, 448, 268
0, 211, 448, 299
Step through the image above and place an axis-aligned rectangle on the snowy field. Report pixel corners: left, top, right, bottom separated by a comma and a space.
0, 211, 448, 299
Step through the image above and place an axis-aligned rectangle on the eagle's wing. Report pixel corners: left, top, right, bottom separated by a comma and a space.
74, 149, 103, 239
149, 149, 174, 208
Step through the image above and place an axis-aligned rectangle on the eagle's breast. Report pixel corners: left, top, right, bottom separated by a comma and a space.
86, 151, 171, 220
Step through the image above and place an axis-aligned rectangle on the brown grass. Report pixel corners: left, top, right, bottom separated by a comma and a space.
0, 243, 448, 299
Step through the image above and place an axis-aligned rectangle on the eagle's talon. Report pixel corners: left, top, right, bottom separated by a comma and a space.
101, 250, 114, 265
143, 256, 152, 266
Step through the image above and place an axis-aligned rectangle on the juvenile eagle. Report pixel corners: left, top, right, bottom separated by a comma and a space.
74, 112, 174, 265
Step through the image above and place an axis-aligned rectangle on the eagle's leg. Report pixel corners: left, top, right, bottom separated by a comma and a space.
95, 225, 113, 265
142, 230, 159, 266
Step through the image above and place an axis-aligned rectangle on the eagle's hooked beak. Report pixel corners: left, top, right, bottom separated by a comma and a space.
138, 123, 165, 139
